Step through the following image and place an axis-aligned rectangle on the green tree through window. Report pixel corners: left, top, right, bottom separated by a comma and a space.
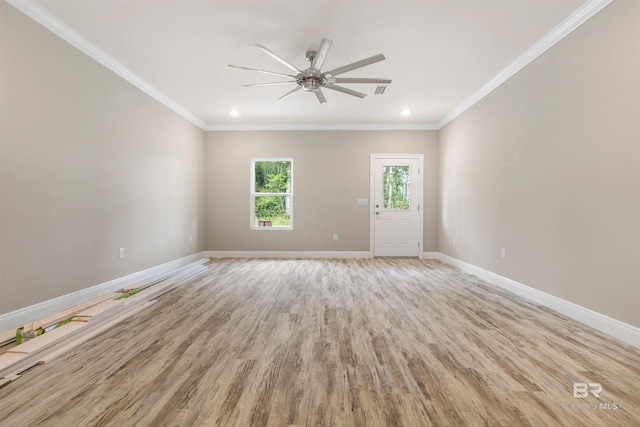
383, 166, 410, 210
252, 159, 292, 228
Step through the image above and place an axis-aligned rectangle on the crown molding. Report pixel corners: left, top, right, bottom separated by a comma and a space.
436, 0, 614, 130
8, 0, 612, 133
6, 0, 208, 130
204, 123, 440, 132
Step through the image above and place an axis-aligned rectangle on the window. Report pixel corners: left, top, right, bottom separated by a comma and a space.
383, 165, 410, 210
251, 158, 293, 230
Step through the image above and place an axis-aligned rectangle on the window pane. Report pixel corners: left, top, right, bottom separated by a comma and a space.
383, 166, 410, 210
254, 195, 291, 227
254, 161, 291, 193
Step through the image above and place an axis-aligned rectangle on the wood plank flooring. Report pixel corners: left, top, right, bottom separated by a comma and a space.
0, 258, 638, 426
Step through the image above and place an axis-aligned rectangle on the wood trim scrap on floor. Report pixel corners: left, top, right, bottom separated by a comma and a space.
0, 258, 210, 385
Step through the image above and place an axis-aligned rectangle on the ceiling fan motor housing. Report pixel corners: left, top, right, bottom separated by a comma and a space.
297, 68, 324, 92
301, 77, 322, 91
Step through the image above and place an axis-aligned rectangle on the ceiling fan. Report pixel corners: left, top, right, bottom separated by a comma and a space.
228, 38, 391, 104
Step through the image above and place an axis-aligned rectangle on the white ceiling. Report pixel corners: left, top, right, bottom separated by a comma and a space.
18, 0, 602, 130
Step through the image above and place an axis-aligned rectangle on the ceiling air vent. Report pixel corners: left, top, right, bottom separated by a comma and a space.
374, 86, 387, 95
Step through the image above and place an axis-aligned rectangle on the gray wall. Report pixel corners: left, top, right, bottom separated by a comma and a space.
205, 131, 438, 252
0, 3, 206, 314
2, 0, 638, 334
438, 0, 640, 327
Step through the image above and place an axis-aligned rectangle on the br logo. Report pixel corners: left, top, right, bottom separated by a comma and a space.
573, 382, 602, 398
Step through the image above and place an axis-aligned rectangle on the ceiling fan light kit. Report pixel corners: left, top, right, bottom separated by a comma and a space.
229, 38, 391, 104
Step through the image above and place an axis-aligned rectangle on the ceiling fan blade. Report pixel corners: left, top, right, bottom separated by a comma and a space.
242, 81, 296, 87
278, 86, 302, 100
255, 44, 303, 73
228, 64, 295, 79
334, 78, 392, 84
325, 54, 386, 77
314, 89, 327, 104
324, 84, 367, 98
311, 38, 333, 71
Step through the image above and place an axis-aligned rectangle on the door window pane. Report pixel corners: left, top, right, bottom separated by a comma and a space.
383, 166, 410, 210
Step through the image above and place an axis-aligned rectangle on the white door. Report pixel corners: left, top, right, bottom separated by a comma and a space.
371, 155, 423, 257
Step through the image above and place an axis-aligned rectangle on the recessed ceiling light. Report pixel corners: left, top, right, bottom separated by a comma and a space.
229, 109, 239, 117
401, 109, 411, 116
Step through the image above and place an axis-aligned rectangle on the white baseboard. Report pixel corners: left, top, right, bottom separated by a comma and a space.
433, 252, 640, 349
0, 251, 208, 333
206, 250, 371, 259
4, 250, 637, 349
422, 252, 440, 259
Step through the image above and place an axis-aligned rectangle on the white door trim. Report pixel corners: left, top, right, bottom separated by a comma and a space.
369, 154, 424, 258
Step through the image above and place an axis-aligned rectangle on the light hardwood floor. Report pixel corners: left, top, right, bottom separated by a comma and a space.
0, 258, 639, 426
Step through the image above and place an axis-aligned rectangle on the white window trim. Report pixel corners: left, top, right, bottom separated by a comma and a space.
250, 157, 294, 231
